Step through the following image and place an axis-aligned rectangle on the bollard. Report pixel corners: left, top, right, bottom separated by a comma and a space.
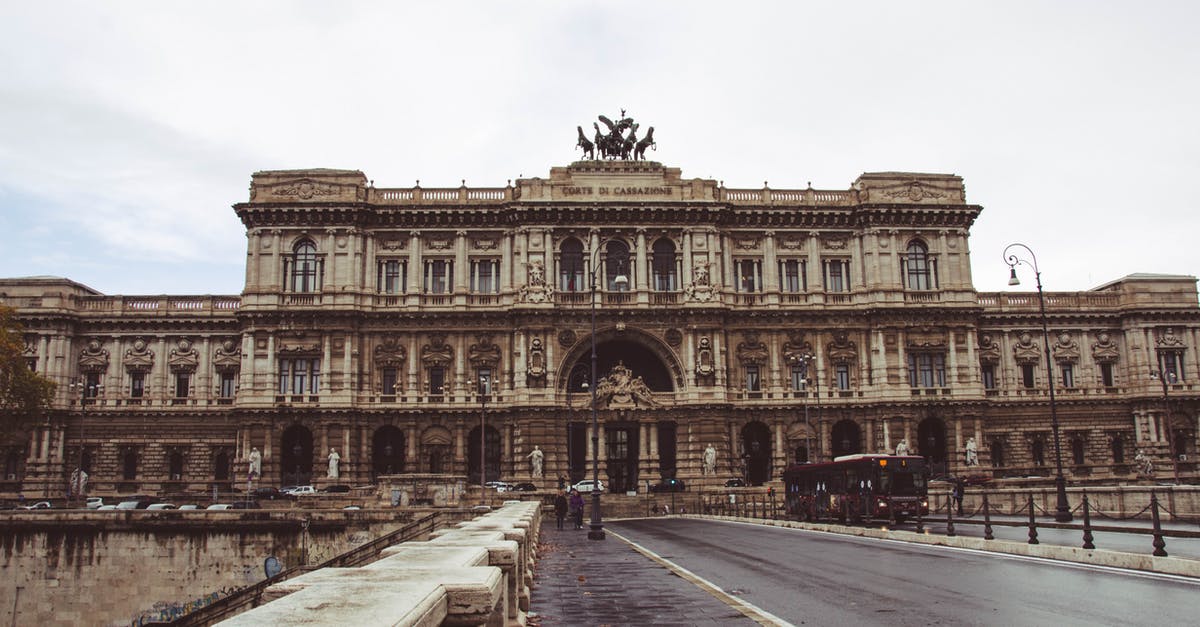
946, 497, 956, 537
1150, 491, 1168, 557
982, 492, 994, 541
1027, 493, 1039, 545
1081, 491, 1095, 550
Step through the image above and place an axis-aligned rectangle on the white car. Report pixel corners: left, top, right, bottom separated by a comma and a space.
570, 480, 605, 494
146, 503, 176, 510
206, 503, 233, 510
484, 481, 512, 492
178, 505, 199, 510
86, 497, 104, 510
285, 485, 316, 496
19, 501, 52, 510
97, 504, 119, 511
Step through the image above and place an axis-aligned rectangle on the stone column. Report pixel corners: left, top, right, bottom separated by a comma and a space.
454, 230, 468, 295
682, 228, 694, 289
501, 230, 514, 293
763, 230, 778, 299
635, 228, 648, 304
882, 418, 891, 453
407, 425, 418, 471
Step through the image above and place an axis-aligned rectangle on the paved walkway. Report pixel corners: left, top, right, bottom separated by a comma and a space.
529, 519, 757, 626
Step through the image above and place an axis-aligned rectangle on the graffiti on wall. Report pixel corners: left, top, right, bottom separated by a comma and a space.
128, 587, 240, 626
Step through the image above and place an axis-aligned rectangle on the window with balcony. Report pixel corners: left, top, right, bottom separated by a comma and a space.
906, 353, 946, 388
605, 240, 630, 291
824, 259, 850, 293
559, 238, 585, 292
279, 358, 320, 395
652, 238, 678, 291
1021, 364, 1036, 388
1099, 363, 1115, 387
981, 364, 996, 390
287, 240, 322, 293
428, 366, 446, 397
423, 260, 453, 294
381, 367, 399, 396
218, 372, 236, 399
744, 364, 761, 392
1061, 364, 1075, 388
835, 364, 851, 390
174, 373, 190, 398
735, 259, 761, 292
1158, 350, 1186, 381
377, 259, 407, 294
790, 365, 807, 391
780, 259, 807, 293
902, 240, 937, 290
471, 259, 499, 294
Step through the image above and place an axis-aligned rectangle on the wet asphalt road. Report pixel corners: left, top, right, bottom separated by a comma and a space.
608, 518, 1199, 626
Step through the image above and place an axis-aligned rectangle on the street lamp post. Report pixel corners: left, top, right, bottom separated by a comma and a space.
1150, 368, 1178, 484
479, 374, 489, 504
1004, 243, 1072, 522
789, 354, 816, 463
586, 241, 628, 541
68, 376, 102, 501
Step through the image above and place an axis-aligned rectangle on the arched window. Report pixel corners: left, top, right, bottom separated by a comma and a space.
122, 449, 138, 480
605, 240, 630, 291
990, 438, 1005, 467
904, 240, 934, 290
651, 239, 678, 291
290, 240, 320, 293
559, 238, 584, 292
168, 451, 185, 480
1071, 436, 1085, 466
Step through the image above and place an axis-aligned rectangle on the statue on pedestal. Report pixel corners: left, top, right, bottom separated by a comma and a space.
527, 445, 544, 478
327, 448, 341, 479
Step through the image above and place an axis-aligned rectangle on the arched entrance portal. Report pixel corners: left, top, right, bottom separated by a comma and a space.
468, 425, 501, 484
741, 421, 772, 486
281, 425, 313, 486
372, 426, 406, 479
831, 420, 862, 458
918, 417, 947, 475
564, 337, 677, 393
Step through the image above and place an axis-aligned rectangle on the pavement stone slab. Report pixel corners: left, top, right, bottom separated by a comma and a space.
529, 521, 756, 626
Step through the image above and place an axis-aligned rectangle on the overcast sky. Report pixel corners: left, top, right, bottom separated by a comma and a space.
1, 1, 1197, 296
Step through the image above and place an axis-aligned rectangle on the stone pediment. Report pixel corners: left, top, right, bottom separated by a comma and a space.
248, 169, 368, 203
853, 172, 966, 205
518, 161, 716, 202
123, 338, 155, 373
213, 338, 241, 373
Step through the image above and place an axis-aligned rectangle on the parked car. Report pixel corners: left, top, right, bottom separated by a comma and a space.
571, 480, 605, 494
322, 484, 351, 493
19, 501, 52, 510
206, 503, 233, 510
230, 500, 262, 510
510, 482, 537, 492
86, 497, 104, 510
649, 478, 686, 493
484, 481, 512, 492
285, 485, 316, 496
146, 503, 176, 510
97, 504, 119, 511
252, 487, 284, 500
724, 478, 746, 488
116, 496, 158, 510
178, 505, 199, 510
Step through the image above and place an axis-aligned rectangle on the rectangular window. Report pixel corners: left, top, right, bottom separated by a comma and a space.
1158, 351, 1185, 382
791, 365, 807, 391
219, 372, 236, 398
906, 353, 946, 388
745, 365, 761, 391
1021, 364, 1036, 389
780, 259, 806, 293
652, 255, 677, 291
130, 372, 145, 398
825, 260, 849, 293
1061, 364, 1075, 388
1100, 363, 1114, 387
428, 366, 446, 396
378, 260, 406, 294
84, 372, 101, 398
981, 364, 996, 390
279, 358, 320, 395
424, 260, 452, 294
381, 367, 398, 395
470, 259, 499, 294
835, 364, 851, 390
477, 367, 492, 396
735, 260, 761, 292
174, 373, 190, 398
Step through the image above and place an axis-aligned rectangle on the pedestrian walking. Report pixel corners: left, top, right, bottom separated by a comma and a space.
554, 490, 568, 530
569, 488, 585, 530
952, 476, 965, 515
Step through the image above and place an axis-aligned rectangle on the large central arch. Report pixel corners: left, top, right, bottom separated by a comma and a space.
557, 326, 684, 393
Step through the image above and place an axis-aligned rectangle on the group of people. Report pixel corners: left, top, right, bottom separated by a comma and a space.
553, 488, 586, 530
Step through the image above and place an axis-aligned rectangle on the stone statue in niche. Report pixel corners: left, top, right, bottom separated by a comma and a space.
684, 261, 717, 302
520, 258, 553, 303
527, 445, 544, 478
695, 337, 715, 378
895, 440, 910, 456
248, 447, 262, 478
964, 438, 978, 466
703, 444, 717, 475
526, 337, 547, 385
327, 448, 341, 479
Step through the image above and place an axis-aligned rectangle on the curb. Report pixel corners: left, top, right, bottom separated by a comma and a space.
677, 514, 1200, 579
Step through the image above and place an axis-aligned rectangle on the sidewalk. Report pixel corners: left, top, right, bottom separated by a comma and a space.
529, 519, 756, 626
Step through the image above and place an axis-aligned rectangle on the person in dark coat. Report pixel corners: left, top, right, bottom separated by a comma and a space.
952, 477, 965, 515
553, 490, 568, 530
568, 489, 585, 529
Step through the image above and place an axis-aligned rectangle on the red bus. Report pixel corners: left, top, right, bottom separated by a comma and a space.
782, 454, 929, 523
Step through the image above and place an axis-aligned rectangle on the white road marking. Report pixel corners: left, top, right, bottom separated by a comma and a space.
607, 528, 796, 627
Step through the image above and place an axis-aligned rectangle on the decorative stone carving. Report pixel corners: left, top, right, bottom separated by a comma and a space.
695, 337, 715, 378
906, 328, 946, 349
425, 236, 453, 251
1091, 331, 1120, 363
735, 237, 760, 251
1052, 332, 1080, 364
169, 338, 199, 373
374, 339, 407, 369
421, 334, 453, 367
664, 328, 683, 347
379, 237, 406, 251
520, 258, 554, 303
781, 331, 812, 365
472, 237, 499, 251
213, 338, 242, 373
273, 179, 339, 200
736, 331, 769, 365
684, 260, 717, 302
468, 334, 501, 368
526, 337, 547, 385
1012, 332, 1041, 365
558, 329, 577, 348
977, 333, 1001, 365
22, 335, 37, 357
1156, 328, 1186, 348
123, 338, 155, 373
827, 331, 858, 364
79, 338, 110, 374
823, 238, 848, 250
591, 361, 659, 409
279, 337, 320, 354
883, 181, 946, 202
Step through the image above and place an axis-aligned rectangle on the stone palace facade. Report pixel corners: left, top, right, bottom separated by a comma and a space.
2, 160, 1198, 498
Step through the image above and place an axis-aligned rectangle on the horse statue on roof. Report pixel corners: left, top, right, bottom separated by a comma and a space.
576, 111, 657, 161
576, 126, 595, 160
634, 126, 656, 160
